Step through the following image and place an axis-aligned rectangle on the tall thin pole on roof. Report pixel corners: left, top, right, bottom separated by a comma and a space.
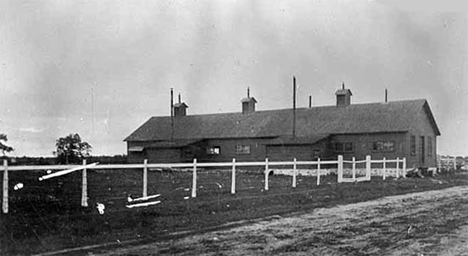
293, 76, 297, 139
309, 95, 312, 108
385, 88, 388, 102
171, 88, 174, 142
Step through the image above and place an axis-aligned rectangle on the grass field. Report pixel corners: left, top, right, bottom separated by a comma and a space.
1, 167, 467, 255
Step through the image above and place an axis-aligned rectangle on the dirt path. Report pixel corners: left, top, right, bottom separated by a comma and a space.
92, 186, 468, 256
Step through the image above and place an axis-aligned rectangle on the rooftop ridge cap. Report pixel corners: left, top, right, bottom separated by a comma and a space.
148, 99, 428, 118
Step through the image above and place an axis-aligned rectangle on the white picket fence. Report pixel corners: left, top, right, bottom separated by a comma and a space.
1, 155, 406, 214
437, 156, 457, 171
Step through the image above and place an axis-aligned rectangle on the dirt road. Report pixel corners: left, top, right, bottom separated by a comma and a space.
93, 185, 468, 256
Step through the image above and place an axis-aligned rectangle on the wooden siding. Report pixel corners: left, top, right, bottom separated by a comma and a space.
146, 148, 181, 163
406, 106, 438, 168
329, 133, 407, 161
267, 145, 313, 161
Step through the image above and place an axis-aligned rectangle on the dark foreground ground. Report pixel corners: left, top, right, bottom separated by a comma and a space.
1, 168, 467, 255
96, 183, 468, 256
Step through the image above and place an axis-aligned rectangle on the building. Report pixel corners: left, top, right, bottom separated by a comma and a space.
124, 86, 440, 168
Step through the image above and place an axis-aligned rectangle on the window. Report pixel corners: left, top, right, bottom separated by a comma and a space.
334, 142, 354, 153
428, 137, 432, 156
410, 135, 416, 155
207, 146, 220, 155
372, 141, 395, 152
235, 145, 251, 155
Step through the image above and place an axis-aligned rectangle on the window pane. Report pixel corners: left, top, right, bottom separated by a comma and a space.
334, 142, 342, 152
207, 146, 221, 155
344, 143, 353, 152
383, 141, 395, 151
235, 145, 250, 154
373, 142, 382, 151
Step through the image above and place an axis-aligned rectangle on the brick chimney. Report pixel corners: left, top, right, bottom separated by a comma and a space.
335, 82, 352, 107
173, 93, 188, 117
241, 87, 257, 114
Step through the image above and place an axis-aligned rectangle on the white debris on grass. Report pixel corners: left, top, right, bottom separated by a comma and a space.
46, 170, 52, 174
96, 203, 105, 215
130, 194, 161, 202
14, 183, 24, 190
184, 196, 190, 200
126, 200, 161, 208
215, 182, 222, 188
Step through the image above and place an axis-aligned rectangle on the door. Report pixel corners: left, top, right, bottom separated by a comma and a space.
420, 136, 425, 165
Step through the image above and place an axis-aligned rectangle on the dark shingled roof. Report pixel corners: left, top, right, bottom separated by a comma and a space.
266, 134, 330, 146
124, 99, 440, 142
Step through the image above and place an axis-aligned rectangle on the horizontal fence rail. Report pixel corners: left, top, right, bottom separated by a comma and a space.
1, 155, 406, 214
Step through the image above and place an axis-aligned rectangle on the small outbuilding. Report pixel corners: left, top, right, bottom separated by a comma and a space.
124, 86, 440, 168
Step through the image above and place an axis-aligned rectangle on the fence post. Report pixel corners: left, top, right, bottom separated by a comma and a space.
143, 159, 148, 198
383, 157, 386, 180
292, 158, 297, 188
402, 157, 407, 178
352, 157, 356, 181
3, 159, 8, 214
231, 158, 236, 194
264, 158, 269, 191
338, 155, 343, 183
317, 158, 321, 186
81, 159, 88, 207
366, 155, 371, 181
453, 157, 457, 170
396, 158, 400, 179
192, 159, 197, 198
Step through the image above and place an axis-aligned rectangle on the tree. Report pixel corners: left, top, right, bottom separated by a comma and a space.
54, 133, 92, 164
0, 133, 14, 156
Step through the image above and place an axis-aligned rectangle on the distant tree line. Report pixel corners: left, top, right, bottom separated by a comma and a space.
8, 155, 128, 166
1, 132, 128, 165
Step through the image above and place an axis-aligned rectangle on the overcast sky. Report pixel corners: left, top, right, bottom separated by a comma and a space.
0, 0, 467, 157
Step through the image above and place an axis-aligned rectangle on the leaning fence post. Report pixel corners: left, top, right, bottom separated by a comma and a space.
317, 158, 321, 186
231, 158, 236, 194
3, 159, 8, 214
402, 157, 407, 178
396, 158, 400, 179
453, 157, 457, 171
338, 155, 343, 183
81, 159, 88, 207
143, 159, 148, 198
383, 157, 386, 180
192, 159, 197, 198
264, 158, 269, 191
352, 157, 356, 181
366, 155, 371, 180
292, 158, 297, 188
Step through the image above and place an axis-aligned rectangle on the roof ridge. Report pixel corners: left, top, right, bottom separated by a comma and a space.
149, 98, 428, 118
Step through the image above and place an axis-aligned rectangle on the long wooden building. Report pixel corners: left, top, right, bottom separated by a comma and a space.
124, 86, 440, 168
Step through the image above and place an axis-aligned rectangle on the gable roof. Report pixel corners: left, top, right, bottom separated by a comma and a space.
335, 89, 352, 96
124, 99, 440, 142
241, 97, 257, 103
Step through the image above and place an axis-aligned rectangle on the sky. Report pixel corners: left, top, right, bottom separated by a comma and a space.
0, 0, 467, 157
